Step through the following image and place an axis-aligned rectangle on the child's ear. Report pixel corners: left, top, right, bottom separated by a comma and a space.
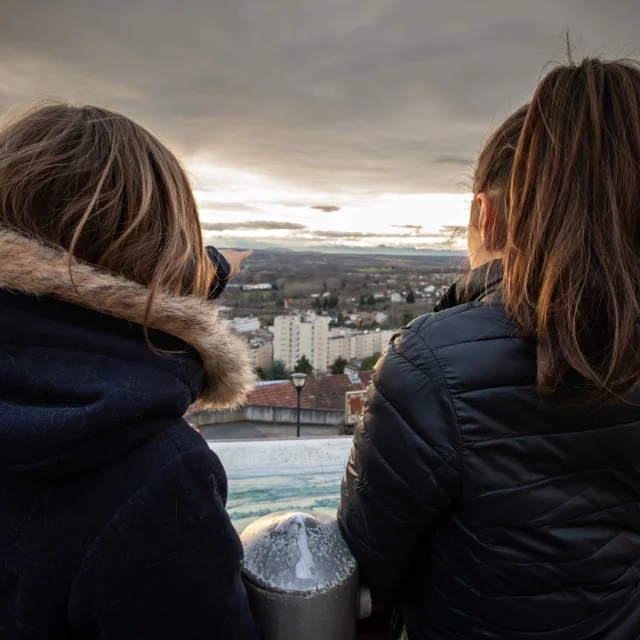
476, 192, 498, 251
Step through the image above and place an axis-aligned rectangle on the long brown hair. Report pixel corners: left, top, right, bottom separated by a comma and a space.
471, 104, 529, 250
500, 58, 640, 402
0, 101, 214, 326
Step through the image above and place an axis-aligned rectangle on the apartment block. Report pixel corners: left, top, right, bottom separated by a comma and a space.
275, 313, 393, 374
326, 329, 394, 368
273, 313, 331, 373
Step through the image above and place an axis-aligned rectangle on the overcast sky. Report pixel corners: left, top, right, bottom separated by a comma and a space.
1, 0, 639, 249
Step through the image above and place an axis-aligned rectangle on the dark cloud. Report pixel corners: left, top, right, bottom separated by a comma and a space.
201, 220, 307, 231
308, 228, 451, 240
1, 0, 638, 193
432, 156, 474, 167
311, 205, 341, 213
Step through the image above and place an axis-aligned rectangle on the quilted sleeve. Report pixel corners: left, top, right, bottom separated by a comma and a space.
206, 246, 232, 300
338, 323, 462, 603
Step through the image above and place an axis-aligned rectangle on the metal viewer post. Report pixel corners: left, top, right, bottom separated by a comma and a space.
241, 511, 371, 640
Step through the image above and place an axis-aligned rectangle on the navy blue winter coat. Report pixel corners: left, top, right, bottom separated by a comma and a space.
339, 260, 640, 639
0, 230, 259, 639
206, 246, 231, 299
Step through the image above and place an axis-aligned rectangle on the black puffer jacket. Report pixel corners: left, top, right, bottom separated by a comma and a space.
339, 261, 640, 640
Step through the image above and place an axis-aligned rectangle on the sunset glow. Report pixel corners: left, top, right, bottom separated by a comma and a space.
189, 161, 472, 251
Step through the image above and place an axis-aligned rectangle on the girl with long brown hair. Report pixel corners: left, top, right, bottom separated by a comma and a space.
0, 103, 259, 639
339, 58, 640, 639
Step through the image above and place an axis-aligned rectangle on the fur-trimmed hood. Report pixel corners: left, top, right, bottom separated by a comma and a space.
0, 228, 255, 409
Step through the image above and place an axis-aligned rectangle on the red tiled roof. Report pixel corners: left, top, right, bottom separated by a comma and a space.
246, 371, 373, 412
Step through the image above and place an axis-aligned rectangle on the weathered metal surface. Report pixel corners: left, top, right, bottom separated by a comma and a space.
241, 511, 362, 640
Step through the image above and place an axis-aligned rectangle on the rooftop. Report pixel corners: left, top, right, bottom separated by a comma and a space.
247, 371, 372, 412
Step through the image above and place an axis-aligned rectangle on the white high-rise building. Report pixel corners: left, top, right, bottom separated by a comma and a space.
274, 314, 394, 374
318, 326, 395, 371
273, 313, 331, 373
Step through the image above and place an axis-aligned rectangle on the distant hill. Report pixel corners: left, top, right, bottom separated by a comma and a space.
310, 245, 466, 257
218, 240, 465, 258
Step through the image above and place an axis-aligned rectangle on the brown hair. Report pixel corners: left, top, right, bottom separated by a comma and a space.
477, 58, 640, 402
471, 104, 528, 250
0, 101, 214, 326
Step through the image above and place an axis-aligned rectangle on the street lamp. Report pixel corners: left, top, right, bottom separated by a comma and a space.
291, 373, 307, 438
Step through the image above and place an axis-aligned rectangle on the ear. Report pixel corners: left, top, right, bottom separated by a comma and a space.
476, 192, 498, 251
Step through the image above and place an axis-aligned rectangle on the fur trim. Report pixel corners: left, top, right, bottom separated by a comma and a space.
0, 228, 256, 409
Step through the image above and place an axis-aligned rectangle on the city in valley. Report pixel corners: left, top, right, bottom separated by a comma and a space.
187, 248, 464, 443
185, 248, 466, 531
220, 248, 465, 378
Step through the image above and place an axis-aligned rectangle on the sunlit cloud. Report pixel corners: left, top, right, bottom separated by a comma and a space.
191, 161, 472, 250
2, 0, 636, 254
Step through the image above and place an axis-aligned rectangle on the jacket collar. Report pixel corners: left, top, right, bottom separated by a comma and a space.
434, 259, 503, 313
0, 227, 255, 409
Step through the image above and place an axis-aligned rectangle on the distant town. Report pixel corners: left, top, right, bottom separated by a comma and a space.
221, 249, 464, 378
187, 249, 464, 439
